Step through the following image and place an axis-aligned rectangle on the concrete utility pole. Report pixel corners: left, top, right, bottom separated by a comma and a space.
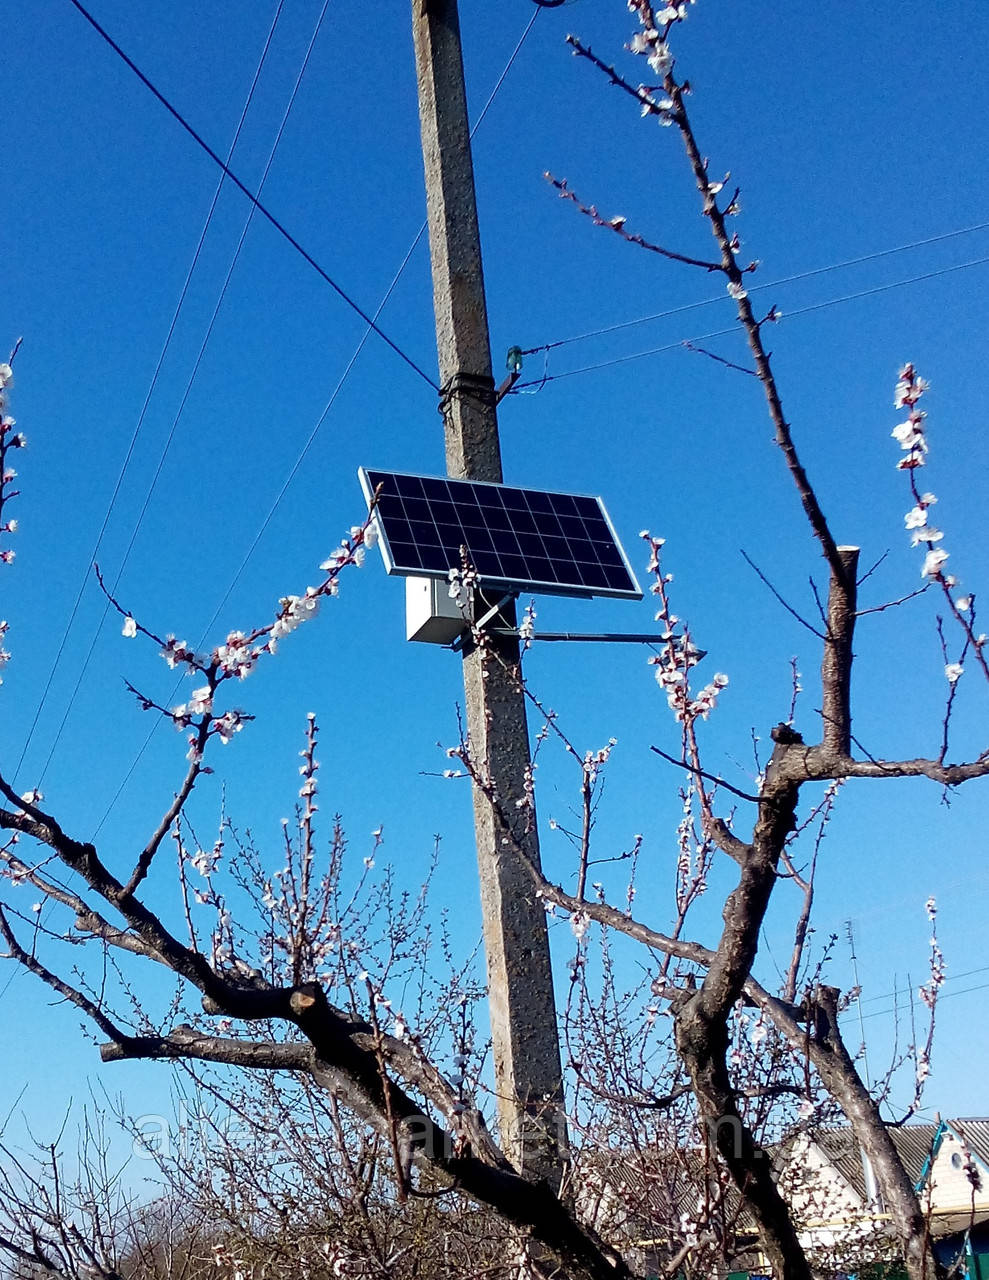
411, 0, 566, 1184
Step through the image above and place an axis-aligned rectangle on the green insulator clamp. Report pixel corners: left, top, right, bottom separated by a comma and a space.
506, 346, 523, 374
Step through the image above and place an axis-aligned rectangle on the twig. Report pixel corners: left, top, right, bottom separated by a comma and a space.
856, 548, 890, 588
546, 174, 723, 272
650, 746, 762, 803
856, 583, 931, 616
683, 341, 757, 377
740, 550, 826, 639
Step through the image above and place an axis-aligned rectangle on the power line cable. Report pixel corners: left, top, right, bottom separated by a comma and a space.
11, 0, 288, 785
2, 3, 295, 1000
34, 0, 334, 792
854, 966, 989, 1010
855, 979, 989, 1023
513, 255, 989, 388
42, 5, 539, 800
528, 220, 989, 354
64, 0, 437, 391
89, 8, 542, 836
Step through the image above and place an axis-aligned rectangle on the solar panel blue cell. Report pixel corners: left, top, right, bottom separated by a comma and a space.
359, 468, 642, 600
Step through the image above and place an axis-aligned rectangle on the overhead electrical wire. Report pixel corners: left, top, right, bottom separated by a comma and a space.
31, 0, 334, 793
1, 2, 298, 1004
855, 979, 989, 1024
36, 5, 540, 803
11, 0, 289, 785
514, 255, 989, 388
89, 7, 543, 835
527, 219, 989, 355
854, 965, 989, 1010
65, 0, 437, 391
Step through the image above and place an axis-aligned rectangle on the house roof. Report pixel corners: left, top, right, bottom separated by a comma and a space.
809, 1125, 934, 1201
950, 1119, 989, 1173
577, 1145, 759, 1246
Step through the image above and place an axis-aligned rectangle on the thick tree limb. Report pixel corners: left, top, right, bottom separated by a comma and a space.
99, 1007, 631, 1280
821, 548, 860, 755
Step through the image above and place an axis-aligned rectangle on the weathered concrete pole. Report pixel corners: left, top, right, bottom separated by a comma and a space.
411, 0, 566, 1184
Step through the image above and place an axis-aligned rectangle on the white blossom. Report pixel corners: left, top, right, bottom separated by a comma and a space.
904, 505, 928, 530
921, 548, 949, 578
188, 686, 212, 715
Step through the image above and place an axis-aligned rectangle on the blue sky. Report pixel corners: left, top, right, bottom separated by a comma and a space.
2, 0, 988, 1147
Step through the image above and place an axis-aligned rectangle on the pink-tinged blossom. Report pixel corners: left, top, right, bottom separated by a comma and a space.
214, 710, 245, 744
894, 364, 929, 408
0, 549, 14, 564
891, 417, 927, 459
519, 601, 537, 644
892, 365, 931, 471
727, 281, 747, 300
319, 546, 349, 572
214, 630, 255, 678
361, 523, 378, 550
161, 637, 192, 669
271, 590, 322, 641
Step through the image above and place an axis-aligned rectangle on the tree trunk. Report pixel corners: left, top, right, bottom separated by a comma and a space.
676, 1004, 814, 1280
810, 988, 944, 1280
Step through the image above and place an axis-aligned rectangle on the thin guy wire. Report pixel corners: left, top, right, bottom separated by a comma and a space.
65, 0, 437, 391
11, 0, 288, 785
528, 220, 989, 354
90, 8, 542, 836
36, 0, 333, 792
514, 255, 989, 387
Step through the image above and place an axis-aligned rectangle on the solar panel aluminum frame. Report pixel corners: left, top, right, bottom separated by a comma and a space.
358, 467, 643, 602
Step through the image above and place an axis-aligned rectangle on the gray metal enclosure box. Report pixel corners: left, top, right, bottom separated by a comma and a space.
405, 576, 466, 644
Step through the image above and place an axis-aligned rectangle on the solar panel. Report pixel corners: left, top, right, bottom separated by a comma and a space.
358, 468, 642, 600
